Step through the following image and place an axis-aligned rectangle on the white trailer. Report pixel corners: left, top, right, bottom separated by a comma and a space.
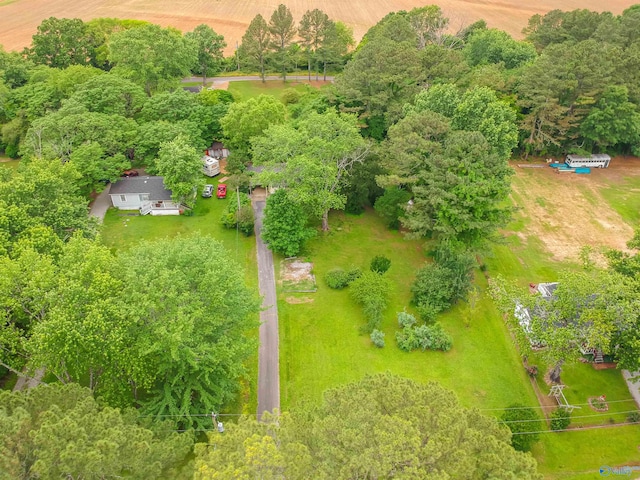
565, 154, 611, 168
202, 156, 220, 177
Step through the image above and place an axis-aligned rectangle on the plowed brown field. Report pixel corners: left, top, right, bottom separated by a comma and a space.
0, 0, 635, 55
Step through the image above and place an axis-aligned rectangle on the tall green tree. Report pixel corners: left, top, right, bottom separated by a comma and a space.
317, 21, 355, 80
66, 74, 146, 117
252, 110, 368, 231
269, 4, 297, 82
108, 24, 196, 95
119, 235, 260, 427
240, 14, 271, 82
28, 17, 96, 69
0, 159, 96, 254
501, 404, 542, 452
156, 135, 202, 207
406, 5, 450, 49
298, 9, 330, 80
27, 235, 135, 405
185, 24, 226, 86
580, 85, 640, 151
262, 189, 312, 256
335, 15, 423, 126
403, 130, 513, 245
220, 94, 286, 166
0, 383, 193, 480
195, 374, 541, 479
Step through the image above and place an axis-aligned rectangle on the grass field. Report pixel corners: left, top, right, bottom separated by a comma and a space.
100, 180, 261, 414
279, 210, 539, 412
0, 0, 634, 55
227, 80, 325, 102
0, 157, 19, 171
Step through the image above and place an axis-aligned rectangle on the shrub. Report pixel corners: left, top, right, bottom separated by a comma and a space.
350, 271, 391, 333
397, 310, 417, 329
396, 323, 452, 352
411, 245, 475, 313
346, 267, 362, 284
370, 255, 391, 274
501, 404, 541, 451
627, 411, 640, 423
281, 88, 302, 105
416, 302, 438, 324
370, 329, 385, 348
325, 269, 350, 289
374, 187, 411, 229
221, 191, 254, 236
550, 407, 571, 431
262, 189, 312, 256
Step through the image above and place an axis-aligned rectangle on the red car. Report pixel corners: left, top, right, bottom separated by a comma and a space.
217, 184, 227, 199
122, 169, 139, 177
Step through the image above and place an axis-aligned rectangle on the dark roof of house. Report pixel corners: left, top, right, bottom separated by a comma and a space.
211, 141, 226, 149
183, 86, 201, 93
109, 176, 172, 200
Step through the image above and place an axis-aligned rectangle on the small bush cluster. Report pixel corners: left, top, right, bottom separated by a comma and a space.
396, 322, 453, 352
411, 244, 475, 315
324, 267, 362, 290
550, 407, 571, 431
350, 271, 391, 333
627, 411, 640, 423
370, 329, 385, 348
370, 255, 391, 274
501, 404, 541, 451
220, 191, 254, 236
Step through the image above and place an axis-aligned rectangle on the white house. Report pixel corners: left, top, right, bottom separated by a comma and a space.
515, 282, 558, 348
109, 176, 181, 216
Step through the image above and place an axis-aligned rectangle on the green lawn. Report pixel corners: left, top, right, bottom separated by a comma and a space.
279, 210, 538, 413
599, 174, 640, 225
533, 426, 640, 480
0, 157, 20, 171
277, 177, 640, 479
227, 80, 322, 102
100, 180, 260, 414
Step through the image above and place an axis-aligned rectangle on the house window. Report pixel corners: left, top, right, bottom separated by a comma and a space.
120, 195, 127, 202
139, 193, 150, 201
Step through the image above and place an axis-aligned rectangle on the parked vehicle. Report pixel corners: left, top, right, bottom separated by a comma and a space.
202, 184, 214, 198
217, 184, 227, 199
202, 156, 220, 177
122, 170, 139, 177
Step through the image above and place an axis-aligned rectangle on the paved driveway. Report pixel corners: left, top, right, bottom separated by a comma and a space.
90, 184, 111, 221
253, 199, 280, 417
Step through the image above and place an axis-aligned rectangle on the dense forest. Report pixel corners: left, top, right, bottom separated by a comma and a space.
2, 4, 640, 478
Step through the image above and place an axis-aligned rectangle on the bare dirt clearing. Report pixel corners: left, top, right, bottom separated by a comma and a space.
508, 158, 639, 263
0, 0, 635, 54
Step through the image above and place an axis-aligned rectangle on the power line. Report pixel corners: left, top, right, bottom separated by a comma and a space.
502, 409, 640, 424
134, 398, 640, 419
511, 421, 640, 435
480, 398, 638, 411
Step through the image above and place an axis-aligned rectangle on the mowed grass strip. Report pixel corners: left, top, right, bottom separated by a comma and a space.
279, 210, 538, 412
227, 80, 322, 102
532, 425, 640, 480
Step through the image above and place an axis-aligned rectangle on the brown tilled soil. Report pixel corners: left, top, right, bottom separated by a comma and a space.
0, 0, 634, 54
509, 157, 638, 263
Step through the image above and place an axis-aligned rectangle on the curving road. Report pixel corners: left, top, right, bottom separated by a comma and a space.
253, 197, 280, 418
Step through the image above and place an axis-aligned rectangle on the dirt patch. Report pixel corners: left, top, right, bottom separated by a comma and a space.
280, 258, 317, 293
285, 296, 314, 304
509, 160, 634, 263
211, 81, 229, 91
